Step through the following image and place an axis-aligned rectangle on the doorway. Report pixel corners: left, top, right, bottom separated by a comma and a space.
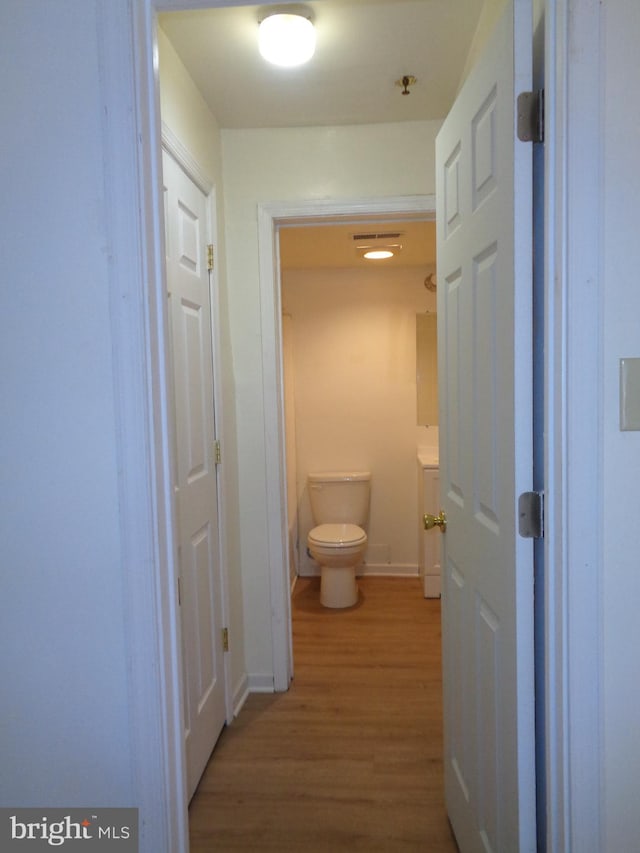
277, 217, 438, 596
256, 197, 437, 688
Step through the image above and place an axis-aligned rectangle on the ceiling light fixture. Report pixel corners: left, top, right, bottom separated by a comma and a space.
258, 7, 316, 67
353, 231, 403, 261
363, 249, 394, 260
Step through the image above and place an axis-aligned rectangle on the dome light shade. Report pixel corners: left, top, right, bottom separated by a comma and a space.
363, 249, 394, 260
259, 12, 316, 67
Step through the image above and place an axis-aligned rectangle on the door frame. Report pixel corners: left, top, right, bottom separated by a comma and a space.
543, 1, 604, 849
96, 0, 604, 850
257, 195, 437, 691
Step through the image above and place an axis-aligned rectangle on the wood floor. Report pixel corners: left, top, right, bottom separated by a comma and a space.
189, 576, 458, 852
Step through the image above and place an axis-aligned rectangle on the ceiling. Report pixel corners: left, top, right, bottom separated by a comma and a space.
159, 0, 483, 129
159, 2, 472, 269
279, 220, 436, 269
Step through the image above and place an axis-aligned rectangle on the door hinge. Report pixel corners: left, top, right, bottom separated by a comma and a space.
214, 439, 221, 465
207, 244, 214, 272
518, 491, 544, 539
517, 89, 544, 143
222, 627, 229, 652
177, 576, 182, 606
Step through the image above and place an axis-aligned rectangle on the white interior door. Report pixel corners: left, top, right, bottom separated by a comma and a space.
435, 1, 536, 850
163, 150, 226, 801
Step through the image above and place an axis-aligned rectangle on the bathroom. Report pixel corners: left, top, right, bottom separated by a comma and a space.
279, 220, 439, 601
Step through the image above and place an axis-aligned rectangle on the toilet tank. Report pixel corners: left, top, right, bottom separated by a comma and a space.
307, 471, 371, 526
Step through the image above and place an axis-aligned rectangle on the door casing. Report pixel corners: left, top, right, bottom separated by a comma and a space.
95, 0, 606, 850
257, 195, 437, 691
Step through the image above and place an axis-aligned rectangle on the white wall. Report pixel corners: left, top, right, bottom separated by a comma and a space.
282, 265, 437, 576
221, 120, 441, 681
157, 26, 219, 180
0, 1, 132, 805
602, 0, 640, 846
157, 26, 247, 703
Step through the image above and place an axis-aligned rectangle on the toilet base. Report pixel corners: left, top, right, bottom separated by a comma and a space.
320, 565, 358, 608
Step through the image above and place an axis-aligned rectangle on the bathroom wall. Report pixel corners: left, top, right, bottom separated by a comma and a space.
282, 264, 437, 576
157, 27, 247, 705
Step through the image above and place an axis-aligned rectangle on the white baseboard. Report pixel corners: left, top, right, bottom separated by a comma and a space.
232, 673, 249, 718
360, 563, 419, 577
247, 673, 276, 693
298, 563, 419, 579
233, 672, 277, 715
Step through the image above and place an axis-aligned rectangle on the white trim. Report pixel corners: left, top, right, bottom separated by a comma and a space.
156, 0, 298, 10
232, 674, 250, 718
261, 195, 437, 228
207, 197, 237, 727
257, 194, 436, 696
101, 3, 188, 852
257, 204, 292, 693
300, 564, 420, 578
161, 121, 213, 194
248, 673, 278, 693
544, 0, 604, 850
360, 564, 420, 577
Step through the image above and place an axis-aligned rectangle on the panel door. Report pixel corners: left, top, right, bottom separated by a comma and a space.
163, 150, 226, 802
435, 1, 536, 850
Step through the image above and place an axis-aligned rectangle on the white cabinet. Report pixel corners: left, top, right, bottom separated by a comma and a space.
417, 454, 441, 598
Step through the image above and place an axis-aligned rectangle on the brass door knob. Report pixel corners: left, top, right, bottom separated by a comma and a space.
423, 510, 447, 532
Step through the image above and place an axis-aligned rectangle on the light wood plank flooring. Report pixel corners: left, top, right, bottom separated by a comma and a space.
189, 576, 458, 852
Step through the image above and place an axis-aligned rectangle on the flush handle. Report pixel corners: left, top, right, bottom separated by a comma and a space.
423, 510, 447, 532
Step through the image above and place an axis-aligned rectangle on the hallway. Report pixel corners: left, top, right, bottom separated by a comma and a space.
189, 576, 458, 851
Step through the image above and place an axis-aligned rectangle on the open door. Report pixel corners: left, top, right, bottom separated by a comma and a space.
436, 1, 536, 850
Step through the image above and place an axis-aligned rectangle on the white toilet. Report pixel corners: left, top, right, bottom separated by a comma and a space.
307, 471, 371, 608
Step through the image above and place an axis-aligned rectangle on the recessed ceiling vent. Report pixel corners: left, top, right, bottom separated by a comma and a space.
352, 232, 403, 242
352, 231, 404, 260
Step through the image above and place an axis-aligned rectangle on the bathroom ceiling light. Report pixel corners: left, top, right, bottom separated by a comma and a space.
353, 230, 403, 261
363, 249, 395, 260
258, 8, 316, 67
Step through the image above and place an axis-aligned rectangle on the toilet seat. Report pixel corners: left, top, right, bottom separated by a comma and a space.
308, 523, 367, 548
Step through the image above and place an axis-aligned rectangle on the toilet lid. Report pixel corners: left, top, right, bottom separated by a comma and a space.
308, 523, 367, 547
